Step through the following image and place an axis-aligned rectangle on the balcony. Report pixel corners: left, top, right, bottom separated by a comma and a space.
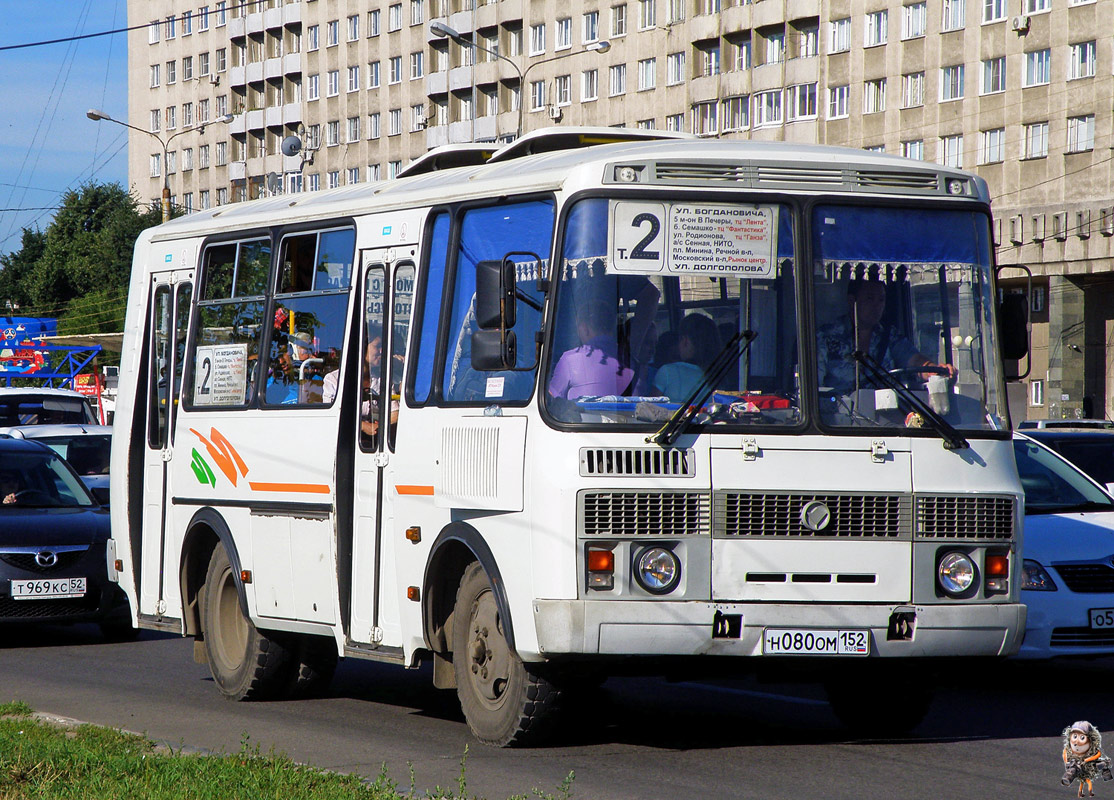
283, 103, 302, 125
283, 53, 301, 75
425, 124, 450, 149
264, 57, 283, 80
246, 61, 264, 83
229, 17, 246, 38
265, 106, 283, 127
228, 114, 247, 135
263, 7, 283, 30
228, 161, 247, 180
449, 64, 475, 92
246, 109, 265, 131
427, 71, 448, 95
246, 12, 264, 34
283, 3, 302, 25
230, 65, 247, 87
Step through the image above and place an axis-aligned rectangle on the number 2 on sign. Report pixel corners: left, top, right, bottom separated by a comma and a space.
610, 201, 666, 272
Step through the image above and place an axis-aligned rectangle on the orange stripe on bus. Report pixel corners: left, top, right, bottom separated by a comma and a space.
247, 482, 331, 494
396, 484, 435, 496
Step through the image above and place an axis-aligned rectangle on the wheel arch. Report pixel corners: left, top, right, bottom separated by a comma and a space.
422, 521, 515, 656
180, 507, 248, 637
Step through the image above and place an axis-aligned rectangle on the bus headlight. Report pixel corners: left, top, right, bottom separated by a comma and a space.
634, 547, 681, 595
937, 551, 976, 596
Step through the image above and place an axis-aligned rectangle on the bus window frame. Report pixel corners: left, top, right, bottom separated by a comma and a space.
409, 192, 556, 409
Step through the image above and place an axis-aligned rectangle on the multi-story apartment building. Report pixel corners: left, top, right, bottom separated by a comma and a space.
129, 0, 1114, 421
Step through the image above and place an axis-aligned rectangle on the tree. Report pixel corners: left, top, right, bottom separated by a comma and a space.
0, 228, 46, 309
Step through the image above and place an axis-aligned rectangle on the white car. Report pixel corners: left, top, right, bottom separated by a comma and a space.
0, 387, 98, 426
1015, 432, 1114, 658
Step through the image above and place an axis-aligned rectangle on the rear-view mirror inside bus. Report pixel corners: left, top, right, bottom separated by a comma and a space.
475, 259, 517, 330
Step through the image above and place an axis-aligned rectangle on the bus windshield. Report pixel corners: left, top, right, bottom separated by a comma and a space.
543, 197, 1005, 434
544, 196, 802, 427
812, 204, 1005, 432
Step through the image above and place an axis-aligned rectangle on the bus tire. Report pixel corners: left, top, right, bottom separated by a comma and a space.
285, 635, 338, 699
452, 562, 559, 747
202, 544, 293, 701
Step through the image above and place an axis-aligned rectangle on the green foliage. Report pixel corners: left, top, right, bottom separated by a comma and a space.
0, 182, 159, 330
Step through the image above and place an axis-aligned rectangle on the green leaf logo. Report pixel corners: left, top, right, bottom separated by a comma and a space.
190, 448, 217, 486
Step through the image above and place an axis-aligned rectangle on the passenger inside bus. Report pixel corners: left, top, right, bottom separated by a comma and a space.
651, 312, 721, 403
816, 277, 957, 396
548, 299, 634, 400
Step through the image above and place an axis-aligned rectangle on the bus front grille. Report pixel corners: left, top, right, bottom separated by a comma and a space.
714, 492, 910, 538
580, 491, 711, 536
916, 495, 1015, 540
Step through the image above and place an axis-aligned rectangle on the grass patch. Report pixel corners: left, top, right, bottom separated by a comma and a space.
0, 706, 575, 800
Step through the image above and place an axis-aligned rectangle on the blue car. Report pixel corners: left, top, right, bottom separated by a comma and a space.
0, 436, 132, 639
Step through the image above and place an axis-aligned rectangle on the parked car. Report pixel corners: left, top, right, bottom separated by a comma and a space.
1023, 429, 1114, 494
0, 424, 111, 501
1014, 432, 1114, 658
1018, 419, 1114, 430
0, 388, 98, 426
0, 436, 132, 640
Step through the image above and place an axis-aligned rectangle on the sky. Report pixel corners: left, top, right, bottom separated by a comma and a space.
0, 1, 130, 258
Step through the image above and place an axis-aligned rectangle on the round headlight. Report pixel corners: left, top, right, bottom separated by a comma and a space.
947, 178, 966, 195
634, 547, 681, 594
938, 551, 976, 595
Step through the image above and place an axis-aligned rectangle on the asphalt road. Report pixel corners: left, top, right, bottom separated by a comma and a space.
0, 624, 1101, 799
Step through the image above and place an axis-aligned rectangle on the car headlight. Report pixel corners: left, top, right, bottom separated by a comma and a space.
937, 551, 976, 596
634, 547, 681, 595
1020, 559, 1058, 591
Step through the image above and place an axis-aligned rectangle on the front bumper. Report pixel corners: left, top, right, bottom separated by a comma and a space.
532, 599, 1026, 659
0, 544, 127, 625
1014, 590, 1114, 659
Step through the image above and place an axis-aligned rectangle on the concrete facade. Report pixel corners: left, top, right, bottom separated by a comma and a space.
128, 0, 1114, 421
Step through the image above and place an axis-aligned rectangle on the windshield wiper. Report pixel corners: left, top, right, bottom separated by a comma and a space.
649, 330, 757, 448
852, 350, 969, 451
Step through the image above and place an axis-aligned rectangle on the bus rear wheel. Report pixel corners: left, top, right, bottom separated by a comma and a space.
452, 563, 559, 746
202, 544, 293, 700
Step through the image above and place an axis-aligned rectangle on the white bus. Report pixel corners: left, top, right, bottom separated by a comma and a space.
110, 129, 1027, 745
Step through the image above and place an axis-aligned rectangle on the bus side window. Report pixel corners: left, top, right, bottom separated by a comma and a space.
411, 211, 451, 405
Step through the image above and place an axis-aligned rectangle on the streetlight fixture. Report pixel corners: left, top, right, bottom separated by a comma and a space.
87, 108, 234, 223
429, 22, 609, 138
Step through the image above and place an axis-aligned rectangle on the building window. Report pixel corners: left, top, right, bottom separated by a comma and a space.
983, 0, 1006, 21
1025, 0, 1050, 12
786, 83, 817, 120
799, 25, 819, 57
702, 45, 721, 76
981, 57, 1005, 94
582, 69, 599, 100
347, 14, 359, 40
639, 0, 656, 29
215, 141, 227, 166
326, 120, 340, 146
347, 116, 360, 142
828, 85, 849, 118
199, 144, 210, 168
165, 15, 176, 39
940, 64, 965, 100
554, 74, 571, 105
389, 56, 402, 84
864, 10, 887, 46
307, 74, 319, 100
722, 95, 749, 130
411, 104, 426, 129
369, 61, 381, 88
216, 48, 227, 72
530, 24, 546, 54
611, 4, 627, 36
941, 0, 965, 30
1069, 41, 1096, 79
327, 171, 340, 189
411, 52, 424, 79
531, 80, 546, 110
1030, 379, 1044, 406
200, 52, 210, 76
149, 109, 161, 132
183, 102, 194, 127
764, 31, 784, 64
150, 154, 161, 178
1067, 115, 1095, 152
901, 139, 924, 159
389, 4, 403, 32
939, 134, 963, 167
368, 10, 380, 36
556, 17, 572, 49
411, 0, 424, 25
149, 64, 160, 88
327, 20, 339, 46
327, 70, 339, 96
200, 190, 210, 209
148, 19, 160, 44
199, 6, 209, 30
215, 2, 227, 26
609, 64, 627, 95
348, 66, 360, 92
183, 56, 194, 81
665, 113, 684, 131
692, 101, 718, 135
902, 71, 924, 107
1031, 287, 1045, 313
165, 106, 177, 130
389, 108, 402, 136
829, 18, 851, 53
368, 113, 381, 139
638, 58, 656, 90
367, 164, 381, 182
753, 90, 783, 127
863, 79, 886, 113
732, 37, 751, 70
979, 128, 1005, 163
387, 161, 402, 179
584, 11, 600, 42
666, 52, 686, 84
1024, 49, 1051, 86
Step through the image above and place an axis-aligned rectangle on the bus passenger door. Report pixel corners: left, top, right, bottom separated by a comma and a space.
350, 257, 415, 645
139, 271, 193, 618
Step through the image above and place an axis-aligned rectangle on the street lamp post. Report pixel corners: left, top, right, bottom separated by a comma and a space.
86, 108, 233, 223
429, 22, 609, 139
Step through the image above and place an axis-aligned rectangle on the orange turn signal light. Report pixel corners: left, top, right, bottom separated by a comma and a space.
240, 570, 253, 584
985, 555, 1009, 577
407, 586, 421, 601
587, 549, 614, 573
114, 559, 124, 572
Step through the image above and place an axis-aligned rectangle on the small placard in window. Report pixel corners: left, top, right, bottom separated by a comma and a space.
193, 344, 249, 405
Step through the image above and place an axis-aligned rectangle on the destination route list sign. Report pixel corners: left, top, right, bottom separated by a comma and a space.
608, 200, 779, 278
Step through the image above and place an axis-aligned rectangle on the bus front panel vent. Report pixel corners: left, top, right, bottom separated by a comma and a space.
580, 447, 696, 477
579, 491, 711, 537
714, 492, 911, 539
915, 495, 1015, 540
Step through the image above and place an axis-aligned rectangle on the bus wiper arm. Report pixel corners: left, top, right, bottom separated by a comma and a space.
852, 350, 969, 451
649, 330, 757, 448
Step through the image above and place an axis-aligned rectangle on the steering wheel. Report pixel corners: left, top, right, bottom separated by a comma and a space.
9, 489, 54, 504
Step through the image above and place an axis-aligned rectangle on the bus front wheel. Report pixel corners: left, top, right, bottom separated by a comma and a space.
202, 544, 293, 700
452, 562, 559, 746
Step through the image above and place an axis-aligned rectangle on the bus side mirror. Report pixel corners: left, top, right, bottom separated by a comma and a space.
475, 259, 516, 330
998, 293, 1029, 361
472, 329, 517, 370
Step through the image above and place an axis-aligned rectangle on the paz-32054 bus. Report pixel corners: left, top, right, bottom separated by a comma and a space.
109, 129, 1026, 745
